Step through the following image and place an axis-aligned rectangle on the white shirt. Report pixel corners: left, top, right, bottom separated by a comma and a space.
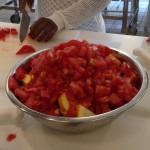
35, 0, 111, 32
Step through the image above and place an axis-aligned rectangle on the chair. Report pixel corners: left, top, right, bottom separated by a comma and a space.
103, 0, 139, 35
0, 0, 20, 23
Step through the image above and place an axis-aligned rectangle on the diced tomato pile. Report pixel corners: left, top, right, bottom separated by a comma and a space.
0, 27, 18, 41
8, 40, 140, 117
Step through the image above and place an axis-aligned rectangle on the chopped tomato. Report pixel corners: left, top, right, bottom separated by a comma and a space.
15, 67, 26, 80
0, 27, 18, 41
64, 46, 79, 57
47, 104, 60, 116
9, 40, 140, 117
109, 93, 124, 108
8, 77, 19, 91
95, 85, 111, 98
97, 44, 113, 58
14, 88, 29, 101
53, 43, 67, 52
67, 40, 82, 48
16, 45, 36, 55
0, 29, 6, 41
6, 134, 16, 142
100, 103, 111, 113
2, 28, 10, 34
69, 82, 85, 99
78, 46, 87, 57
90, 58, 107, 69
10, 28, 18, 35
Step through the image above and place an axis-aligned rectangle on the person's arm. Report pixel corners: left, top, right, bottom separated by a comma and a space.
49, 0, 112, 31
29, 0, 111, 42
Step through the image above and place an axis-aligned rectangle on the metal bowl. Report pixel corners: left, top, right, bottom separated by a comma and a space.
5, 48, 148, 133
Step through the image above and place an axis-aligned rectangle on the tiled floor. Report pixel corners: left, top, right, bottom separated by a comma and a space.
0, 0, 149, 37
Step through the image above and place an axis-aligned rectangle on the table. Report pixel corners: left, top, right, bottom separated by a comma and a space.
0, 22, 150, 150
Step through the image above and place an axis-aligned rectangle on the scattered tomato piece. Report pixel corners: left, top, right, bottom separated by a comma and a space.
6, 134, 16, 142
10, 28, 18, 35
0, 27, 18, 41
28, 33, 32, 39
146, 37, 150, 42
16, 45, 36, 55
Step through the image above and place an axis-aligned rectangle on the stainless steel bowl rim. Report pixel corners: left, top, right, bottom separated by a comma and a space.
5, 48, 149, 124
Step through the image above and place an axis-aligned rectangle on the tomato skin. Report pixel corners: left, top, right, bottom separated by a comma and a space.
16, 45, 36, 55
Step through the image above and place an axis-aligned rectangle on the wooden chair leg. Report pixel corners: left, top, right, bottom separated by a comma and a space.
121, 0, 129, 34
144, 2, 150, 29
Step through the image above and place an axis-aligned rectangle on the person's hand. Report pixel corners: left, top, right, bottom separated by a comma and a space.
18, 0, 34, 12
29, 17, 58, 42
